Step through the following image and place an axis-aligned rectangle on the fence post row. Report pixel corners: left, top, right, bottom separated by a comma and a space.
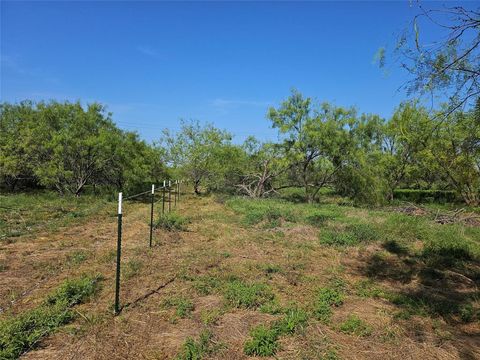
114, 192, 123, 315
114, 180, 182, 314
149, 184, 155, 248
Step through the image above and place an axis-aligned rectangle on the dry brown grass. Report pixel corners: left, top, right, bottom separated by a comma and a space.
1, 194, 478, 359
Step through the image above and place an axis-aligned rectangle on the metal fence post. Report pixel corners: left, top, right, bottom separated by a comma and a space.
174, 180, 177, 207
161, 180, 164, 215
149, 184, 154, 247
168, 180, 171, 212
114, 192, 123, 315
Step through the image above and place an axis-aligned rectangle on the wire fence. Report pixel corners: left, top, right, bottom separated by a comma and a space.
114, 179, 183, 314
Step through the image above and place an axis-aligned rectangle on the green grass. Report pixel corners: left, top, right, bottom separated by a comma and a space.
155, 212, 189, 231
122, 259, 144, 280
223, 280, 274, 309
272, 307, 309, 335
0, 274, 101, 359
191, 275, 223, 296
244, 324, 279, 356
175, 330, 221, 360
225, 197, 343, 228
339, 315, 372, 336
0, 191, 110, 241
319, 223, 379, 247
313, 286, 345, 323
244, 306, 309, 357
200, 309, 222, 325
67, 250, 89, 265
355, 279, 384, 298
163, 297, 195, 318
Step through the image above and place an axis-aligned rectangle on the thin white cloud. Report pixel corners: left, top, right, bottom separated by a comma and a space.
1, 54, 60, 84
137, 45, 161, 59
1, 55, 26, 74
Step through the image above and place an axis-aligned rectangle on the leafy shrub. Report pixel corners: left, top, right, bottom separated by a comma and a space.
459, 304, 475, 323
0, 275, 100, 359
244, 325, 279, 356
393, 189, 457, 204
155, 212, 189, 231
223, 280, 274, 309
339, 315, 372, 336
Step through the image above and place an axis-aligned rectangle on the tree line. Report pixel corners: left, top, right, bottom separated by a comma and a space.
1, 93, 479, 205
0, 101, 167, 195
163, 91, 480, 206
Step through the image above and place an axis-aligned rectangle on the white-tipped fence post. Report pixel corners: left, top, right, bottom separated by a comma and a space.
149, 185, 155, 247
114, 192, 123, 314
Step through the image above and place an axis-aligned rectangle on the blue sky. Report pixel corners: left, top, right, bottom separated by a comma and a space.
0, 1, 460, 143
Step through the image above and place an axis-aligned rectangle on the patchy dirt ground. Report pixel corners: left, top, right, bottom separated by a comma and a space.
1, 194, 479, 360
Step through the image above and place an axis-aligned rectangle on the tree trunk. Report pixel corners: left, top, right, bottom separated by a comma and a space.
194, 179, 201, 195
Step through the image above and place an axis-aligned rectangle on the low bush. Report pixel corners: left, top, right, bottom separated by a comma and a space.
155, 212, 189, 231
393, 189, 458, 204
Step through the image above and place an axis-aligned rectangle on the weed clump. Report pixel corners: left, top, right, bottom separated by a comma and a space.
223, 280, 274, 309
155, 212, 189, 231
313, 287, 345, 323
67, 250, 89, 265
272, 307, 308, 335
0, 274, 101, 360
175, 330, 221, 360
244, 325, 278, 356
163, 297, 195, 318
244, 307, 309, 356
339, 315, 372, 336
